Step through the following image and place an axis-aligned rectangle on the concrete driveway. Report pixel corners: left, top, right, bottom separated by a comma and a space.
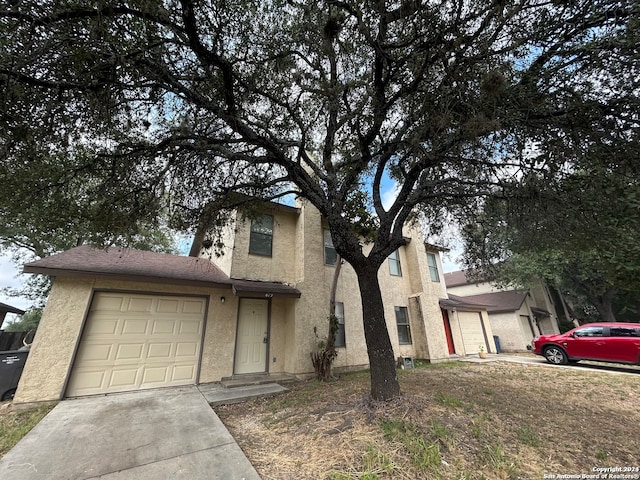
466, 353, 640, 375
0, 386, 260, 480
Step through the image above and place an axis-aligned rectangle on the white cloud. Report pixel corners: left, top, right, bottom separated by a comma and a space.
380, 181, 401, 211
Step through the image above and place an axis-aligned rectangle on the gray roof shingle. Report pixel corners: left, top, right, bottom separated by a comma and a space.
23, 245, 301, 298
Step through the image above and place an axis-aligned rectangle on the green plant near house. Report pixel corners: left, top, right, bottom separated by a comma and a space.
310, 314, 340, 381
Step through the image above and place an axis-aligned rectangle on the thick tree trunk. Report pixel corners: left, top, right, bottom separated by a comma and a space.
590, 288, 618, 322
311, 255, 342, 381
355, 264, 400, 401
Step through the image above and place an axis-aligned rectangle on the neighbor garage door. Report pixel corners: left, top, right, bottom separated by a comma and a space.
66, 292, 207, 397
458, 312, 487, 354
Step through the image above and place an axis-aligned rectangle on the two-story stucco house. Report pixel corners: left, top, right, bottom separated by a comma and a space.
14, 199, 483, 406
444, 271, 566, 352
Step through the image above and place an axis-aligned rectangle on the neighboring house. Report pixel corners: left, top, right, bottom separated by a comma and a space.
14, 200, 496, 406
0, 302, 27, 351
0, 301, 25, 330
444, 271, 564, 352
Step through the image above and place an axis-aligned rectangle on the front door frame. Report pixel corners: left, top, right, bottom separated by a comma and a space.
233, 297, 271, 375
441, 309, 456, 355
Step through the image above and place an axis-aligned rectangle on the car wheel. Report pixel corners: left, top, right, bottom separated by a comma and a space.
1, 388, 16, 401
543, 346, 569, 365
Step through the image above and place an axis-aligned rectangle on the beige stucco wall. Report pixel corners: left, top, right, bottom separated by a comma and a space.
14, 277, 94, 404
212, 210, 238, 276
488, 312, 525, 352
18, 197, 457, 405
273, 200, 452, 373
227, 207, 299, 283
489, 300, 538, 352
14, 275, 241, 405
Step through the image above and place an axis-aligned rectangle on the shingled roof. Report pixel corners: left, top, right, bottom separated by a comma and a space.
439, 294, 493, 312
0, 301, 25, 315
444, 270, 477, 287
454, 290, 528, 313
23, 245, 301, 298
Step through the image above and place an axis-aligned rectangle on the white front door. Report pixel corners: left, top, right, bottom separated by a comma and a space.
234, 298, 269, 374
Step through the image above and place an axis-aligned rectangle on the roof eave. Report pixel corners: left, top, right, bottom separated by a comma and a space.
22, 266, 233, 289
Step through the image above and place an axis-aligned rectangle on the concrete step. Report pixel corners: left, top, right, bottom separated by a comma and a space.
220, 373, 297, 389
199, 383, 289, 406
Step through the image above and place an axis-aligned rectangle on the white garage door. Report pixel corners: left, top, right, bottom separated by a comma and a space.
458, 312, 487, 354
66, 292, 207, 397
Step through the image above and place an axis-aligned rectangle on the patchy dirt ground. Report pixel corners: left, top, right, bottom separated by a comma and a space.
217, 361, 640, 480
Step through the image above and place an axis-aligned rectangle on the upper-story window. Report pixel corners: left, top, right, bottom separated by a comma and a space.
427, 252, 440, 282
249, 214, 273, 256
324, 229, 337, 265
388, 249, 402, 276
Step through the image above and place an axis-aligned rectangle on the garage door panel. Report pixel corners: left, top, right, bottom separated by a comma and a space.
458, 313, 487, 354
128, 297, 154, 312
76, 344, 113, 362
69, 371, 105, 391
141, 366, 169, 384
172, 364, 197, 382
183, 300, 206, 314
84, 317, 119, 336
147, 343, 172, 358
91, 295, 125, 312
175, 342, 198, 357
67, 292, 206, 397
116, 343, 145, 360
110, 369, 139, 388
157, 299, 180, 313
122, 318, 149, 335
152, 320, 176, 335
179, 320, 201, 335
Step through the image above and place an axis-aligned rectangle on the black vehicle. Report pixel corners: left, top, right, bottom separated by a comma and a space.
1, 349, 29, 400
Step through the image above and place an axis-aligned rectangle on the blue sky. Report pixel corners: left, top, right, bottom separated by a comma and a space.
1, 254, 29, 328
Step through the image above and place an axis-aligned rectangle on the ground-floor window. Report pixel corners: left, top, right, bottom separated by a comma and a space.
395, 306, 411, 344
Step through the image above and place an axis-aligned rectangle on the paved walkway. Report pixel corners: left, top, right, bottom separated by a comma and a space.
0, 385, 266, 480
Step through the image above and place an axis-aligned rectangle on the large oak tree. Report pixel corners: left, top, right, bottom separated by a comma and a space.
1, 1, 638, 399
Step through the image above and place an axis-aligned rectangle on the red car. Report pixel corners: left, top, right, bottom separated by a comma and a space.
532, 322, 640, 366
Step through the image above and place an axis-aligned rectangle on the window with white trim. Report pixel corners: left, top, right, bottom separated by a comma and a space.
427, 252, 440, 282
395, 306, 411, 344
388, 249, 402, 276
324, 229, 337, 265
249, 214, 273, 256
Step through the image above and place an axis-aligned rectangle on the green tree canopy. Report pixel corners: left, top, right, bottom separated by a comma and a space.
4, 308, 41, 333
461, 162, 640, 322
1, 1, 638, 399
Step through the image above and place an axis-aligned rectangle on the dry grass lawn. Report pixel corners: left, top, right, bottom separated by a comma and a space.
218, 361, 640, 480
0, 401, 54, 458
